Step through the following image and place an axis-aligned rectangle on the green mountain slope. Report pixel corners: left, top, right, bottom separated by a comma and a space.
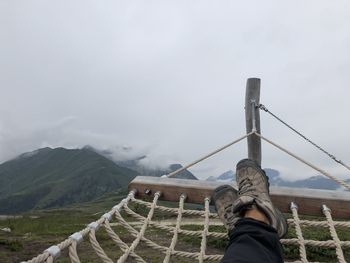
0, 147, 138, 214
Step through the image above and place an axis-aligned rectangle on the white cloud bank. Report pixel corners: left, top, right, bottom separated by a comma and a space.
1, 0, 350, 180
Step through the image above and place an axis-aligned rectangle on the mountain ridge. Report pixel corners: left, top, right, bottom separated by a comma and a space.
0, 147, 139, 213
84, 145, 198, 180
0, 147, 197, 214
211, 169, 350, 190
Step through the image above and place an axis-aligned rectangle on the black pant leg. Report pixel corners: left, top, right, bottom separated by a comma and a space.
221, 218, 283, 263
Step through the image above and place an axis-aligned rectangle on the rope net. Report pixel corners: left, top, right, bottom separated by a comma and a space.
22, 190, 350, 263
21, 118, 350, 263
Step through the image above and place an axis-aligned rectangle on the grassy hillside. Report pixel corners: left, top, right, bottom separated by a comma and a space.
0, 148, 138, 214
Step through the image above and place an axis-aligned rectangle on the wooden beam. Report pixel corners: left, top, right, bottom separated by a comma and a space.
129, 176, 350, 219
245, 78, 262, 165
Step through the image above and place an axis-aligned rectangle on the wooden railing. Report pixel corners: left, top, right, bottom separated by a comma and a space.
129, 176, 350, 219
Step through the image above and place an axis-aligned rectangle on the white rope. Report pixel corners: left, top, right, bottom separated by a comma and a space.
322, 205, 346, 263
255, 132, 350, 190
117, 191, 161, 263
104, 219, 145, 262
123, 202, 226, 238
290, 202, 308, 263
166, 132, 254, 178
21, 191, 350, 263
89, 227, 114, 263
287, 219, 350, 228
132, 197, 219, 218
68, 241, 80, 263
163, 194, 186, 263
21, 191, 135, 263
198, 197, 210, 263
113, 203, 223, 261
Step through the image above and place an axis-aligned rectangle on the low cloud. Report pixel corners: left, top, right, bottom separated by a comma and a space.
1, 1, 350, 181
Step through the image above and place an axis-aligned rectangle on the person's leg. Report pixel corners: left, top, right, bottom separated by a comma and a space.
231, 159, 288, 238
212, 184, 239, 231
213, 159, 288, 263
244, 206, 269, 224
221, 213, 283, 263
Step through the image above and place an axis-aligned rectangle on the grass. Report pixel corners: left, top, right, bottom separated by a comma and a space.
0, 239, 23, 252
280, 214, 350, 262
1, 198, 350, 262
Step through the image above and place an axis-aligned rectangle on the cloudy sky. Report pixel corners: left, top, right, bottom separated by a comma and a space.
1, 1, 350, 180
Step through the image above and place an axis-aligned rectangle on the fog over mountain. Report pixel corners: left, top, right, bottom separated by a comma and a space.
1, 1, 350, 181
0, 146, 197, 214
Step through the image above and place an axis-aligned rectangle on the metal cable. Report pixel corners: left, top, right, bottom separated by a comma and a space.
255, 132, 350, 190
258, 103, 350, 172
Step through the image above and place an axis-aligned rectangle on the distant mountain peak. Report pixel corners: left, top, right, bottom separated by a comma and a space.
167, 164, 198, 180
17, 147, 53, 159
0, 147, 139, 214
82, 145, 95, 151
207, 168, 349, 191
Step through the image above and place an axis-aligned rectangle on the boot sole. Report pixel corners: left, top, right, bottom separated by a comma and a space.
212, 185, 238, 205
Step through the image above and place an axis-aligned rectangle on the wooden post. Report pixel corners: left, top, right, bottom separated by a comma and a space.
245, 78, 262, 165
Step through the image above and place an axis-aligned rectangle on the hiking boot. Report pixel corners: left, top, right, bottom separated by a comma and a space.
232, 159, 288, 238
212, 185, 239, 232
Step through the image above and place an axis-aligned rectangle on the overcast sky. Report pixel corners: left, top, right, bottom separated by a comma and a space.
1, 1, 350, 180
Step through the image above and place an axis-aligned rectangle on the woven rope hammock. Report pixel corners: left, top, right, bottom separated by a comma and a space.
20, 79, 350, 262
22, 131, 350, 263
22, 189, 350, 263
